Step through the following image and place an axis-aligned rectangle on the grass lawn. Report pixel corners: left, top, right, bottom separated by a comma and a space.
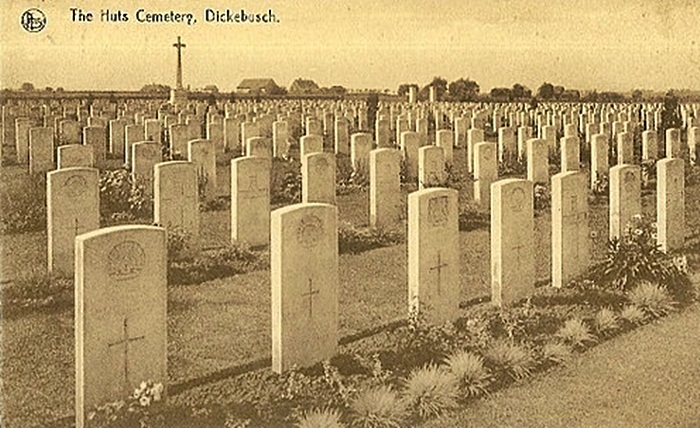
1, 147, 698, 427
421, 303, 700, 427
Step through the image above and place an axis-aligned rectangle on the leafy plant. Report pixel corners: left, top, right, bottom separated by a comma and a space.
483, 340, 533, 380
533, 183, 551, 212
593, 215, 684, 292
627, 281, 676, 319
540, 342, 572, 364
165, 226, 191, 262
338, 223, 404, 255
556, 318, 596, 348
592, 173, 609, 196
87, 380, 165, 427
443, 350, 492, 397
349, 385, 407, 428
498, 154, 526, 177
592, 308, 619, 334
618, 305, 646, 325
271, 157, 302, 204
0, 174, 47, 234
99, 169, 151, 222
458, 201, 490, 231
402, 364, 459, 419
640, 160, 656, 189
167, 242, 263, 285
296, 408, 345, 428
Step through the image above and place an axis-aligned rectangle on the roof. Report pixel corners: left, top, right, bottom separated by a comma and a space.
237, 79, 278, 90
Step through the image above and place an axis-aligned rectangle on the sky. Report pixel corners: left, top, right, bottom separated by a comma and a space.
2, 0, 700, 92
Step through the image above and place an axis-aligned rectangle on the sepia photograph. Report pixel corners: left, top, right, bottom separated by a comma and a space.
1, 0, 700, 426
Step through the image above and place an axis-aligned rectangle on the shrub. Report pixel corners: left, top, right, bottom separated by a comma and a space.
402, 365, 458, 419
336, 153, 368, 188
0, 174, 47, 234
296, 408, 345, 428
483, 340, 533, 380
627, 281, 676, 319
618, 305, 646, 325
87, 380, 165, 427
443, 350, 491, 397
640, 160, 656, 189
167, 242, 262, 285
337, 223, 404, 254
540, 342, 572, 364
271, 158, 302, 204
556, 319, 595, 348
99, 169, 151, 222
166, 226, 191, 262
458, 201, 490, 231
593, 215, 683, 292
592, 308, 619, 334
591, 173, 609, 197
349, 385, 407, 428
533, 183, 550, 212
2, 268, 73, 311
498, 155, 526, 177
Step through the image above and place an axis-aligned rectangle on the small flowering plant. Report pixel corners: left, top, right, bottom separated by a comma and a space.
594, 214, 684, 293
87, 380, 165, 428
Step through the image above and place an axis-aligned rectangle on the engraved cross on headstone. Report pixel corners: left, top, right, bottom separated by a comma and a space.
108, 317, 145, 390
562, 195, 586, 262
429, 251, 449, 295
301, 278, 320, 318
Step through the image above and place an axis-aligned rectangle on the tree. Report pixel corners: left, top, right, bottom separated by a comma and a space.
397, 83, 419, 97
661, 90, 681, 132
631, 89, 643, 102
511, 83, 532, 100
490, 87, 512, 101
448, 78, 480, 102
553, 86, 565, 99
328, 85, 347, 96
141, 83, 170, 93
20, 82, 35, 91
537, 82, 554, 100
44, 86, 53, 92
203, 85, 219, 93
419, 77, 448, 101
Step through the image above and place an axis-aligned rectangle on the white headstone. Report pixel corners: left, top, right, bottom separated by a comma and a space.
609, 164, 641, 239
75, 225, 167, 428
491, 178, 535, 307
231, 156, 271, 246
408, 188, 460, 323
271, 203, 338, 373
657, 158, 685, 251
47, 167, 100, 276
552, 171, 589, 288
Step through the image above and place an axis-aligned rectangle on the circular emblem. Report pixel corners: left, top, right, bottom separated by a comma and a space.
510, 186, 527, 212
297, 215, 324, 248
64, 175, 88, 198
21, 8, 46, 33
108, 241, 146, 280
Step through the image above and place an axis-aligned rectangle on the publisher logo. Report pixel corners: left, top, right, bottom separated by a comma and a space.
21, 8, 46, 33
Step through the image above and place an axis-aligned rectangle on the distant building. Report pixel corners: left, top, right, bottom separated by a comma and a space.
289, 78, 320, 94
236, 78, 280, 95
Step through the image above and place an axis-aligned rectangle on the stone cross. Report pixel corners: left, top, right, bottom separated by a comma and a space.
429, 251, 449, 295
301, 278, 320, 318
107, 317, 145, 390
173, 36, 186, 89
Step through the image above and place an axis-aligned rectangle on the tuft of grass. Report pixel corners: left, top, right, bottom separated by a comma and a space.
402, 364, 459, 419
443, 350, 492, 397
556, 319, 596, 348
540, 342, 573, 364
619, 305, 647, 325
593, 308, 620, 334
628, 281, 677, 319
483, 340, 533, 380
296, 407, 345, 428
349, 385, 407, 428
